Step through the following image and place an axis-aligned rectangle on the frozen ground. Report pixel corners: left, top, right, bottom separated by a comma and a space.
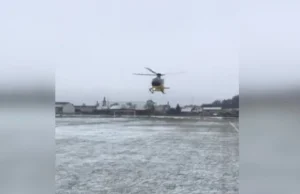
56, 116, 239, 194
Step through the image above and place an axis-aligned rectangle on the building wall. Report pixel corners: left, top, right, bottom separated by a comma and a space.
75, 106, 97, 113
62, 103, 75, 114
55, 107, 63, 114
192, 107, 202, 113
82, 107, 95, 113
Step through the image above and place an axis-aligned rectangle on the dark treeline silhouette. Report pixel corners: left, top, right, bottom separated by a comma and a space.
176, 104, 181, 113
166, 104, 182, 114
202, 95, 239, 109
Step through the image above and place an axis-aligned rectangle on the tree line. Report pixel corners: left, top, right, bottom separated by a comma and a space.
202, 94, 239, 109
144, 94, 239, 114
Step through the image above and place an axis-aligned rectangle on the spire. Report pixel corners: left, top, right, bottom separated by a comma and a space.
102, 97, 107, 106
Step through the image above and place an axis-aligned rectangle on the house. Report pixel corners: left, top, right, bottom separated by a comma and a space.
109, 102, 123, 110
221, 107, 239, 117
191, 106, 202, 113
106, 101, 139, 116
108, 102, 129, 110
155, 103, 171, 114
108, 101, 149, 110
202, 107, 222, 111
55, 102, 75, 114
179, 105, 202, 116
75, 102, 99, 113
132, 102, 147, 111
222, 108, 239, 112
181, 105, 194, 113
201, 105, 222, 116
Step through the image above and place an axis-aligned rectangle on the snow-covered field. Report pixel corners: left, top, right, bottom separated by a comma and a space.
56, 117, 239, 194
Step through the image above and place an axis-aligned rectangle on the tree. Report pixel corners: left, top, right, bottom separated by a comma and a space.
221, 99, 232, 109
212, 100, 222, 106
176, 104, 181, 113
203, 94, 239, 109
144, 100, 155, 111
231, 95, 239, 108
167, 108, 177, 114
126, 102, 134, 109
110, 102, 119, 106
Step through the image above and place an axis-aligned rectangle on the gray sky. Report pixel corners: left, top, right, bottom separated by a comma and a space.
1, 0, 239, 106
240, 0, 300, 91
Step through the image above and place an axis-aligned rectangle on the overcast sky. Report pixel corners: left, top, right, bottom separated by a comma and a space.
1, 0, 239, 106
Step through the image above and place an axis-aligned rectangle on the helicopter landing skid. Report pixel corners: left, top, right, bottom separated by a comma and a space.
149, 87, 165, 94
149, 88, 154, 93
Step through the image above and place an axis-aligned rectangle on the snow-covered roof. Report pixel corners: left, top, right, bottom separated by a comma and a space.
55, 102, 72, 108
181, 107, 193, 112
108, 101, 147, 110
133, 102, 147, 110
202, 107, 222, 110
56, 102, 70, 105
110, 105, 122, 110
191, 106, 202, 112
96, 105, 110, 110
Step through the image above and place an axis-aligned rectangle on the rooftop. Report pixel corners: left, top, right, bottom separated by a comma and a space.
55, 102, 73, 108
55, 102, 70, 105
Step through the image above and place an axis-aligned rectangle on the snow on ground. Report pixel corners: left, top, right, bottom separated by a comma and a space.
56, 117, 239, 194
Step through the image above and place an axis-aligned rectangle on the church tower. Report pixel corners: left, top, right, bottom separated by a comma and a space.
102, 97, 107, 107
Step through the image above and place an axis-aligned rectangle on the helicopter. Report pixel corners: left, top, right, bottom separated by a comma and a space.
133, 67, 183, 94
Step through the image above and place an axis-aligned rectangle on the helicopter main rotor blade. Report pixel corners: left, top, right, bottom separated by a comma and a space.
133, 73, 155, 76
145, 67, 158, 74
164, 71, 185, 75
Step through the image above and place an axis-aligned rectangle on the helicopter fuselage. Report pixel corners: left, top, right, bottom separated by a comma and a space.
151, 77, 163, 87
150, 77, 168, 93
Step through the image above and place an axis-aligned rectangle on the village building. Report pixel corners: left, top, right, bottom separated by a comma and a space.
55, 102, 75, 114
201, 105, 222, 116
75, 101, 99, 113
154, 102, 171, 114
